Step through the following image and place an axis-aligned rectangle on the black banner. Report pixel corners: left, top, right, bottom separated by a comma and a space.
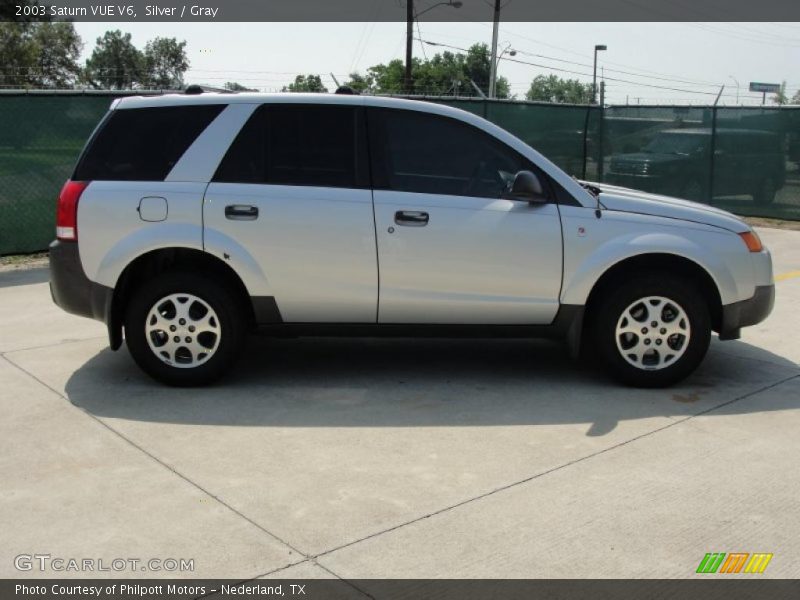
4, 579, 800, 600
4, 0, 800, 22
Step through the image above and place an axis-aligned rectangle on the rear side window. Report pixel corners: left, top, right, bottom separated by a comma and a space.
214, 104, 369, 188
368, 107, 533, 199
74, 104, 224, 181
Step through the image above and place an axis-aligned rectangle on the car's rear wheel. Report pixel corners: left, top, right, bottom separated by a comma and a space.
124, 272, 246, 386
591, 275, 711, 387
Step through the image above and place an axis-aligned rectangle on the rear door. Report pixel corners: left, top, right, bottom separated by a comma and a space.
368, 107, 563, 325
203, 103, 377, 323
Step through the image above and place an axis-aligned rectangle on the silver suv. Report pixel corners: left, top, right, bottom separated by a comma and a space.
49, 93, 774, 387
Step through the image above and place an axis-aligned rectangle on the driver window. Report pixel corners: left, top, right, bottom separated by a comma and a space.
369, 108, 531, 199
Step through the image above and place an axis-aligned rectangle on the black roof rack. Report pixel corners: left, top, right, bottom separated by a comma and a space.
184, 84, 235, 95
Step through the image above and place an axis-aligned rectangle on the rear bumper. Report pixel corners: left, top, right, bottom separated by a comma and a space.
49, 239, 112, 324
718, 284, 775, 340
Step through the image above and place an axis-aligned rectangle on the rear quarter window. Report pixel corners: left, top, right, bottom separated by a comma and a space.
74, 104, 224, 181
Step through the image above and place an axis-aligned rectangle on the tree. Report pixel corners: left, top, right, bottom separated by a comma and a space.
525, 74, 592, 104
366, 59, 406, 94
83, 30, 144, 89
282, 74, 328, 93
0, 21, 82, 88
772, 81, 788, 106
143, 37, 189, 88
224, 81, 257, 92
32, 22, 83, 87
343, 72, 374, 94
362, 44, 511, 98
792, 89, 800, 105
0, 23, 37, 87
462, 43, 511, 98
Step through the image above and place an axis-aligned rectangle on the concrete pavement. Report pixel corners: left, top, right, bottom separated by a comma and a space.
0, 227, 798, 583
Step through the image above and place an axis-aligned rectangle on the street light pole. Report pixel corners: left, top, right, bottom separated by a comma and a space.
592, 44, 607, 104
728, 75, 740, 104
488, 0, 502, 98
489, 43, 516, 98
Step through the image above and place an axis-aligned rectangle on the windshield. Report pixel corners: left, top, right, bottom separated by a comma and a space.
644, 133, 708, 156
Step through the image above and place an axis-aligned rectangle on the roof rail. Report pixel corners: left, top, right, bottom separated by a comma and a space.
184, 84, 235, 95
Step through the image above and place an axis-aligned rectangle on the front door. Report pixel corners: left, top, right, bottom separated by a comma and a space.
368, 107, 563, 325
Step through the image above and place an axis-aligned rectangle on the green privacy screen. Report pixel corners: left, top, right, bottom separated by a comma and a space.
0, 94, 113, 254
0, 93, 799, 255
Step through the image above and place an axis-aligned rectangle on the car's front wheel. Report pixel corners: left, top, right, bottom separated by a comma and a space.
591, 275, 711, 387
124, 272, 247, 386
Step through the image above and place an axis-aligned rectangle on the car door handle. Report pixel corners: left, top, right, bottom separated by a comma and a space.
225, 205, 259, 220
394, 211, 429, 226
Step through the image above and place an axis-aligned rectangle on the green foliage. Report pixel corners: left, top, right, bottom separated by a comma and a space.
282, 74, 328, 93
83, 30, 144, 89
143, 37, 189, 88
224, 81, 257, 92
358, 44, 511, 98
33, 23, 83, 87
525, 74, 592, 104
0, 21, 82, 88
772, 81, 788, 106
342, 72, 375, 93
0, 24, 37, 87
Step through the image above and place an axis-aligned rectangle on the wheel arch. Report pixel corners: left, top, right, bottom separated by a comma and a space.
583, 253, 724, 335
107, 248, 256, 350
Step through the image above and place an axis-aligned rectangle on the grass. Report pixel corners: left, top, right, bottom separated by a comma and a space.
0, 251, 48, 271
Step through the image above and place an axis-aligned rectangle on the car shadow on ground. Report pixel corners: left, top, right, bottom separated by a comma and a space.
64, 335, 799, 437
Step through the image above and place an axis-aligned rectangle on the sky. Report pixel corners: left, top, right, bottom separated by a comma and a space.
72, 21, 800, 105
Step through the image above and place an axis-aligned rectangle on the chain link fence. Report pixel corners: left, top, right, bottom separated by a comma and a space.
1, 92, 798, 255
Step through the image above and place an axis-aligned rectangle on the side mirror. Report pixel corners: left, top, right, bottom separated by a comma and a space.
507, 170, 547, 204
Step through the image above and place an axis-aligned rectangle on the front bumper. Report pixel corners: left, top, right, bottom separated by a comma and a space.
49, 239, 112, 324
718, 284, 775, 340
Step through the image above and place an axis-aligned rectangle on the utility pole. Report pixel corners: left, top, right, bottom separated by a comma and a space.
598, 81, 606, 181
405, 0, 414, 95
592, 44, 607, 104
488, 0, 501, 98
404, 1, 462, 95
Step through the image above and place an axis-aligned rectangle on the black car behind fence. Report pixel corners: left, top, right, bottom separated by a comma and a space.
1, 91, 799, 255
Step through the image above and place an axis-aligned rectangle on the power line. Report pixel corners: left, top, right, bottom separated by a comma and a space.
481, 23, 730, 87
418, 38, 743, 98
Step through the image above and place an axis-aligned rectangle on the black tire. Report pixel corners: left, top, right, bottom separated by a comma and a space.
124, 272, 247, 386
753, 176, 777, 205
591, 274, 711, 387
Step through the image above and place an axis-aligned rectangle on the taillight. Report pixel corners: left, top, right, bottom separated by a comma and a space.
56, 180, 89, 241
